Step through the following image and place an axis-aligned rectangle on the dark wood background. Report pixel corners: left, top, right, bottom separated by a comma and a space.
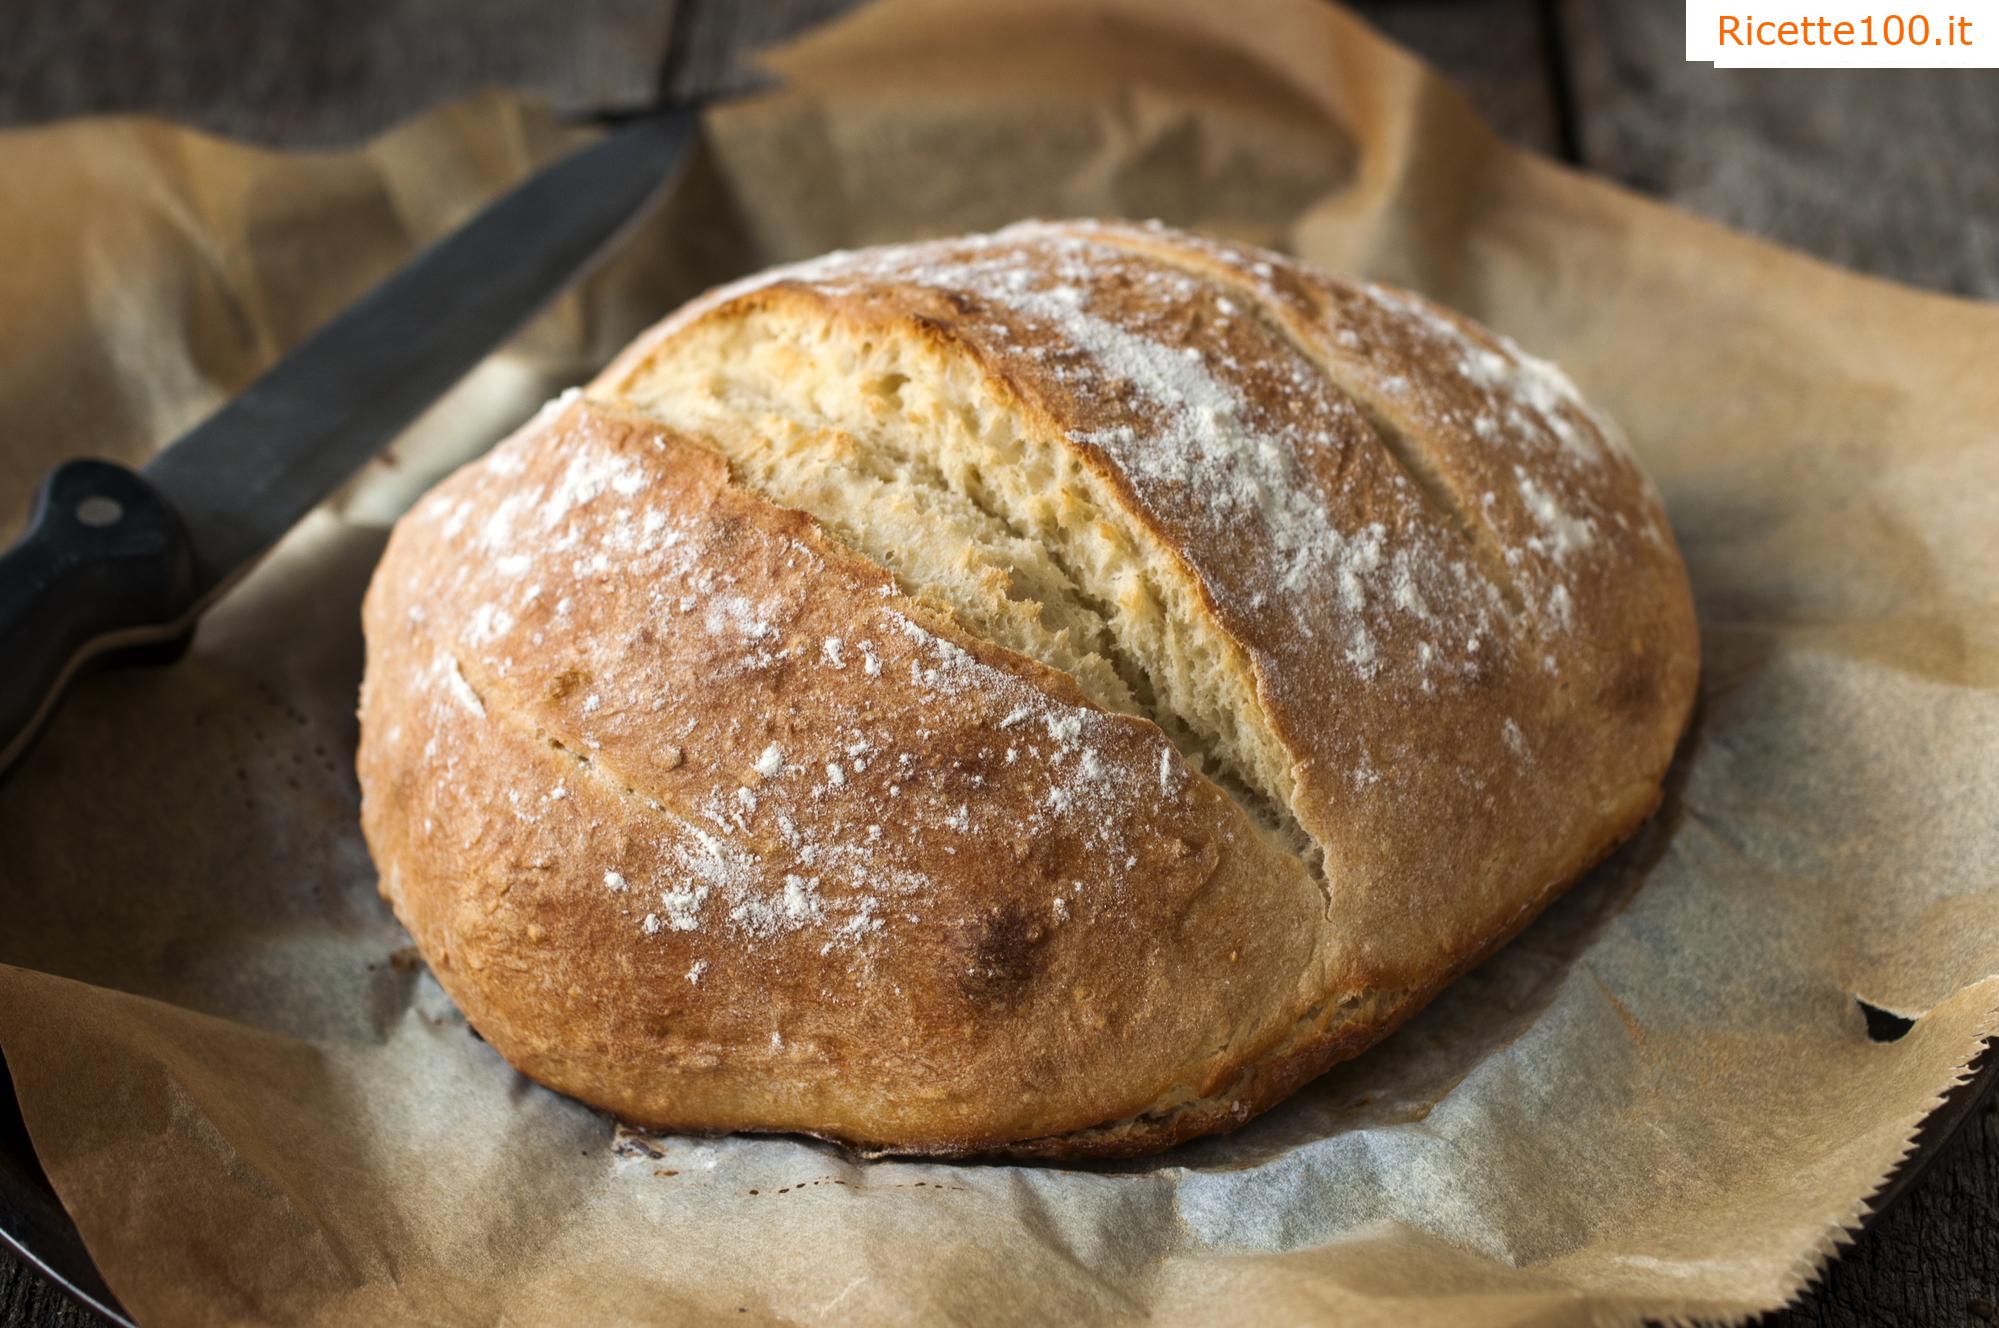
1, 1, 1994, 1323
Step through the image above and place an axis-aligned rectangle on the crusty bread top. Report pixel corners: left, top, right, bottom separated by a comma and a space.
598, 220, 1696, 994
362, 402, 1329, 1150
359, 221, 1698, 1154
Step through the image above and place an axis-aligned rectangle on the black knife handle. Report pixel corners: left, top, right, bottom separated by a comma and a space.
0, 459, 198, 773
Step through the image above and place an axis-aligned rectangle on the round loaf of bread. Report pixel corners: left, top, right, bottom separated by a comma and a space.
357, 220, 1698, 1157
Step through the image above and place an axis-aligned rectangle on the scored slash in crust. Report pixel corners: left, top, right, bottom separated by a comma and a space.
357, 221, 1699, 1157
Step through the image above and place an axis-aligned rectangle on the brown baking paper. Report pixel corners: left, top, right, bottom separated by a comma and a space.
3, 1, 1998, 1323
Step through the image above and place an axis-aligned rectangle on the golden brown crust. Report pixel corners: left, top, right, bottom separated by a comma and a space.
359, 222, 1699, 1157
360, 401, 1329, 1151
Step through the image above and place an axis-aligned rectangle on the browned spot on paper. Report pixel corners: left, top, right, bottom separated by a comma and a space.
1585, 964, 1646, 1048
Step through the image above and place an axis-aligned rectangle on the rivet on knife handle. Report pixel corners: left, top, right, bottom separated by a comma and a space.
0, 101, 701, 781
0, 459, 197, 774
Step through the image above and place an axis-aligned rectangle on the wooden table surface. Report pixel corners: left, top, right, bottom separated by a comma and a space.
2, 1, 1995, 1323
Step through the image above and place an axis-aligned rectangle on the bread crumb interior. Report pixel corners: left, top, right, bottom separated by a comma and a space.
615, 306, 1311, 857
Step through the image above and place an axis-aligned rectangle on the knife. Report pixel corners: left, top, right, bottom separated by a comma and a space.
0, 102, 699, 776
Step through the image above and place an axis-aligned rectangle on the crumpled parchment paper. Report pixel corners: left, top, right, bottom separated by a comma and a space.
2, 1, 1996, 1323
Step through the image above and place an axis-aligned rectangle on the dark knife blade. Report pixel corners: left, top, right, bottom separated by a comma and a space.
0, 102, 700, 773
147, 103, 699, 606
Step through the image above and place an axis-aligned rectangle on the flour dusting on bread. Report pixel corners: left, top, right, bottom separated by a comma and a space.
395, 408, 1201, 971
358, 222, 1699, 1156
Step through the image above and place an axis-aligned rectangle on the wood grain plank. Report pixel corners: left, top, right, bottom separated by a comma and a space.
1560, 0, 1999, 297
1764, 1089, 1999, 1327
1352, 0, 1569, 154
0, 0, 1572, 153
653, 0, 1574, 155
657, 0, 858, 99
0, 1252, 95, 1328
0, 0, 683, 145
